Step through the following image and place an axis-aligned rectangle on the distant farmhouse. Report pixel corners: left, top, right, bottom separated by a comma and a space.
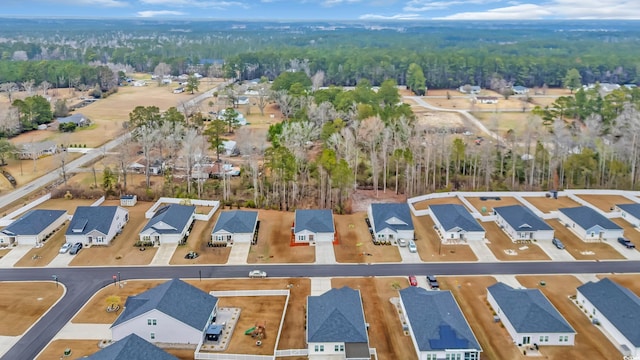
16, 141, 57, 159
57, 113, 90, 127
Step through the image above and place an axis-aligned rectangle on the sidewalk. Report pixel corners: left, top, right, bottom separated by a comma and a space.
150, 244, 178, 265
53, 323, 111, 340
0, 336, 19, 358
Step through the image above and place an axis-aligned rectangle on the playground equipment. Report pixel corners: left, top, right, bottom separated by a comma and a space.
244, 327, 256, 335
245, 321, 266, 344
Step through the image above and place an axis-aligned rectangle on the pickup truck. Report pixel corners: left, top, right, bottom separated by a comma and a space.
618, 237, 636, 249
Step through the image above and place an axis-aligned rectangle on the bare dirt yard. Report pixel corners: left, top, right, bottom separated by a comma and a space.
413, 214, 478, 262
482, 221, 551, 261
334, 212, 401, 263
576, 194, 637, 212
464, 196, 523, 214
36, 339, 100, 360
412, 195, 467, 211
516, 275, 622, 360
547, 219, 625, 260
69, 200, 158, 266
524, 196, 582, 213
247, 210, 315, 264
611, 218, 640, 250
0, 281, 64, 336
331, 277, 417, 360
170, 210, 231, 265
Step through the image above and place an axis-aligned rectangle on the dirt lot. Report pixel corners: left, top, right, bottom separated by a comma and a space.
170, 210, 231, 265
547, 219, 625, 260
247, 210, 315, 264
334, 213, 401, 263
332, 277, 417, 360
412, 195, 467, 211
0, 281, 64, 336
464, 196, 523, 214
524, 196, 582, 213
412, 106, 466, 129
576, 195, 637, 212
69, 200, 158, 266
611, 218, 640, 250
482, 221, 551, 261
516, 275, 622, 360
413, 214, 478, 262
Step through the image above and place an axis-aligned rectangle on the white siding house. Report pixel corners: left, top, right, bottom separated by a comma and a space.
616, 203, 640, 227
211, 210, 258, 244
557, 206, 624, 242
139, 204, 195, 245
294, 209, 335, 244
0, 210, 67, 246
430, 204, 485, 241
367, 203, 414, 243
65, 206, 128, 246
577, 278, 640, 357
85, 334, 178, 360
494, 205, 554, 241
488, 283, 575, 347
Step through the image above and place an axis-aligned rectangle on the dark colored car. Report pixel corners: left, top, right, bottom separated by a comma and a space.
185, 251, 199, 259
552, 238, 565, 250
427, 275, 439, 289
618, 237, 636, 249
69, 242, 83, 255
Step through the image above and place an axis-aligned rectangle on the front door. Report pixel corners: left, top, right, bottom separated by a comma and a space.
522, 336, 530, 345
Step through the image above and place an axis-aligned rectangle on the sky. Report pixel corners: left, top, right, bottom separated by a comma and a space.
3, 0, 640, 20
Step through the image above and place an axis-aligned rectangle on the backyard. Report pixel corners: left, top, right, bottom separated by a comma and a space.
524, 196, 582, 213
412, 214, 478, 262
247, 210, 315, 264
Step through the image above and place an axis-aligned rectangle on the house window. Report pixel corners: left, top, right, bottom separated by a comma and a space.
539, 335, 548, 342
314, 345, 318, 352
464, 352, 478, 360
427, 354, 436, 360
143, 236, 151, 241
319, 345, 324, 352
298, 235, 306, 241
445, 354, 461, 360
339, 345, 344, 352
147, 319, 156, 326
592, 308, 596, 315
451, 233, 455, 239
150, 332, 155, 340
590, 232, 595, 237
216, 235, 224, 241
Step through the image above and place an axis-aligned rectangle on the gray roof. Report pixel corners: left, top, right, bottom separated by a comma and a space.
112, 279, 217, 331
430, 204, 484, 232
1, 209, 66, 236
307, 286, 368, 344
577, 278, 640, 347
370, 203, 414, 233
58, 113, 87, 125
617, 203, 640, 219
85, 333, 178, 360
400, 287, 481, 352
494, 205, 552, 232
18, 140, 56, 153
65, 206, 121, 236
212, 210, 258, 234
141, 204, 195, 234
558, 206, 622, 231
294, 209, 334, 233
488, 282, 575, 334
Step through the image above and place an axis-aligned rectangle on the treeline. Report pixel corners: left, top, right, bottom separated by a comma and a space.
0, 61, 117, 91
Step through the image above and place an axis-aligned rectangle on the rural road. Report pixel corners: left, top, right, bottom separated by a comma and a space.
2, 260, 640, 360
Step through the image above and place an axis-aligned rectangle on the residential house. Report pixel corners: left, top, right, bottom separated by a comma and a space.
557, 206, 624, 242
430, 204, 485, 241
399, 286, 482, 360
488, 282, 575, 347
120, 195, 138, 207
173, 87, 184, 94
57, 113, 89, 127
306, 287, 370, 360
493, 205, 554, 241
65, 206, 129, 246
235, 96, 250, 105
512, 86, 529, 95
139, 204, 195, 245
459, 85, 481, 94
112, 279, 218, 344
85, 333, 178, 360
211, 210, 258, 244
222, 140, 239, 156
293, 209, 335, 244
0, 209, 67, 246
367, 203, 414, 243
475, 96, 499, 104
16, 141, 57, 159
577, 278, 640, 357
133, 80, 147, 87
616, 203, 640, 227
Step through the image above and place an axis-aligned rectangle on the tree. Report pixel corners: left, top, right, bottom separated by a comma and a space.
406, 63, 426, 95
59, 122, 77, 132
154, 62, 171, 85
12, 95, 53, 130
53, 99, 70, 118
103, 166, 116, 194
271, 71, 311, 93
377, 79, 400, 107
106, 295, 121, 312
563, 68, 582, 93
0, 82, 18, 103
221, 107, 240, 133
0, 138, 16, 166
255, 86, 271, 116
204, 119, 227, 161
185, 73, 200, 94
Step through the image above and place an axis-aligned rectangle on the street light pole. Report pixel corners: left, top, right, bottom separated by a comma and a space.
118, 272, 121, 286
52, 275, 58, 288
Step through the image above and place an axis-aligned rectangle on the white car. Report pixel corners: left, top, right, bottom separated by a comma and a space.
59, 243, 73, 254
249, 270, 267, 278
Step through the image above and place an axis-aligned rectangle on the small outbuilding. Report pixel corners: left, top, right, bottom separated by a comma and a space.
120, 195, 138, 207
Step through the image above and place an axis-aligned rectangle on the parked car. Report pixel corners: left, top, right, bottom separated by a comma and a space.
408, 275, 418, 286
408, 240, 417, 253
59, 242, 72, 254
69, 242, 83, 255
249, 270, 267, 278
397, 238, 407, 247
184, 251, 199, 259
427, 275, 439, 289
618, 237, 636, 249
552, 238, 565, 250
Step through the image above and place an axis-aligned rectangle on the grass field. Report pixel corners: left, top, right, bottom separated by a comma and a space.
524, 196, 582, 213
482, 221, 551, 261
0, 282, 64, 336
247, 210, 315, 264
334, 212, 401, 263
413, 214, 478, 262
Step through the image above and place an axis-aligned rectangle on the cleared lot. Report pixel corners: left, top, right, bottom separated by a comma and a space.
524, 196, 582, 213
0, 282, 64, 336
412, 196, 467, 211
334, 213, 401, 263
547, 220, 625, 260
247, 210, 315, 264
464, 196, 523, 214
482, 222, 550, 261
413, 214, 477, 262
577, 195, 637, 212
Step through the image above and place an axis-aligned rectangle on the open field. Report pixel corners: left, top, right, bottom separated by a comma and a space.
69, 200, 157, 266
334, 213, 401, 263
482, 222, 551, 261
439, 276, 525, 360
0, 282, 64, 336
472, 111, 542, 137
247, 210, 315, 264
524, 196, 582, 213
0, 152, 83, 192
412, 195, 467, 211
576, 195, 637, 212
547, 219, 625, 260
464, 196, 523, 214
170, 211, 231, 265
516, 275, 622, 360
413, 214, 478, 262
332, 277, 417, 360
412, 106, 466, 129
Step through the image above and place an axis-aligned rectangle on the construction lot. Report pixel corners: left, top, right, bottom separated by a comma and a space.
547, 220, 625, 260
334, 212, 401, 263
247, 210, 315, 264
482, 221, 551, 261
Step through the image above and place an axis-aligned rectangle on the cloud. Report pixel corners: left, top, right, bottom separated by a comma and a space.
41, 0, 129, 6
136, 10, 186, 17
435, 3, 550, 19
359, 13, 421, 19
405, 0, 500, 12
321, 0, 362, 6
139, 0, 248, 9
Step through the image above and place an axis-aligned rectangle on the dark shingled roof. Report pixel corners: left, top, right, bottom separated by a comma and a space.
370, 203, 414, 233
85, 334, 178, 360
488, 282, 575, 334
578, 278, 640, 347
494, 205, 552, 231
141, 204, 195, 234
1, 209, 66, 236
307, 287, 368, 343
430, 204, 484, 232
617, 203, 640, 219
400, 287, 481, 352
65, 206, 121, 236
212, 210, 258, 234
294, 209, 334, 233
558, 206, 622, 231
112, 279, 217, 331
